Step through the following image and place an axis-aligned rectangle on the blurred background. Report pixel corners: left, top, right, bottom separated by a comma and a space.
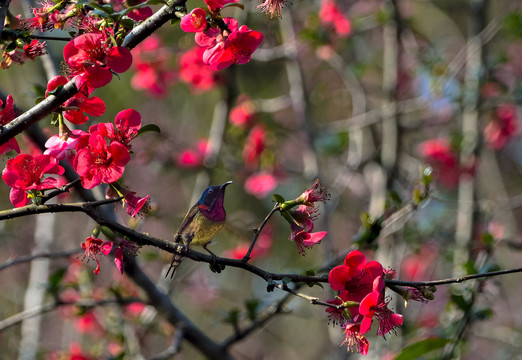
1, 0, 522, 359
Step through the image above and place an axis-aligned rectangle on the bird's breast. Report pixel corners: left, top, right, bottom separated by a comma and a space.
189, 212, 225, 246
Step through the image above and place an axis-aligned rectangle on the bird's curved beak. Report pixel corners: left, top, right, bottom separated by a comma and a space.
222, 181, 233, 188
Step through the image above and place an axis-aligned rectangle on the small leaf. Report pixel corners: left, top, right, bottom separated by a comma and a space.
244, 299, 260, 322
282, 277, 291, 285
394, 338, 453, 360
47, 267, 67, 295
272, 193, 285, 204
137, 123, 161, 137
451, 294, 471, 311
5, 41, 17, 52
223, 308, 240, 327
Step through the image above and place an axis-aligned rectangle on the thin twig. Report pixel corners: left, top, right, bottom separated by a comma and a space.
242, 204, 279, 262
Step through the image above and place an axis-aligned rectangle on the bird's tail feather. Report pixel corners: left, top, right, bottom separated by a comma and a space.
165, 252, 184, 279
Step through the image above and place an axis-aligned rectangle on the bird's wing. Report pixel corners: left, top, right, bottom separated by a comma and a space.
174, 204, 199, 245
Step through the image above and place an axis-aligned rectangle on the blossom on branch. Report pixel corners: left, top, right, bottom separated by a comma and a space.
81, 237, 113, 274
64, 32, 132, 90
2, 154, 64, 207
180, 8, 208, 33
195, 17, 263, 71
326, 250, 403, 354
74, 131, 130, 189
0, 95, 20, 155
46, 75, 105, 125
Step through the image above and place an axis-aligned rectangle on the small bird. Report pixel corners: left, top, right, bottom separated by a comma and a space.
166, 181, 232, 278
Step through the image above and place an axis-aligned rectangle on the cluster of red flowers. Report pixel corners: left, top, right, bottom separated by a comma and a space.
418, 138, 476, 188
282, 179, 330, 254
180, 0, 264, 71
327, 250, 403, 355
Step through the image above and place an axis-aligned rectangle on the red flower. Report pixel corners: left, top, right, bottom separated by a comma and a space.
179, 46, 220, 92
180, 8, 208, 33
123, 191, 150, 218
0, 95, 20, 155
484, 103, 519, 150
256, 0, 286, 18
64, 32, 132, 90
418, 138, 476, 188
295, 179, 330, 206
81, 237, 113, 274
73, 132, 130, 189
131, 35, 176, 98
46, 75, 105, 124
176, 138, 211, 168
229, 97, 256, 128
341, 323, 369, 355
319, 0, 352, 37
244, 171, 278, 198
242, 125, 266, 169
44, 129, 87, 160
203, 0, 239, 12
195, 17, 264, 71
2, 154, 64, 207
288, 205, 327, 255
92, 109, 142, 150
328, 250, 383, 295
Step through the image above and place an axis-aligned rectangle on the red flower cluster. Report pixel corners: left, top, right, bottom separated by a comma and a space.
131, 35, 176, 98
0, 95, 20, 155
484, 104, 519, 150
319, 0, 352, 38
2, 154, 65, 207
73, 109, 141, 189
64, 32, 132, 90
179, 0, 263, 71
195, 17, 264, 71
283, 180, 330, 254
179, 46, 221, 92
46, 75, 106, 125
327, 250, 403, 355
418, 138, 476, 188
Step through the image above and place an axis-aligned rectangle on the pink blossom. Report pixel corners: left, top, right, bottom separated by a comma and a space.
256, 0, 286, 18
0, 95, 20, 155
484, 104, 519, 150
2, 154, 65, 207
244, 171, 278, 198
81, 237, 113, 274
195, 17, 263, 71
64, 32, 132, 90
179, 46, 220, 92
44, 129, 88, 160
73, 132, 130, 189
131, 35, 176, 98
242, 125, 266, 169
180, 8, 208, 33
319, 0, 352, 38
46, 75, 105, 124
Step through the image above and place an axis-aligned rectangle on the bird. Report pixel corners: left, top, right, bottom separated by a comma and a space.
165, 181, 232, 278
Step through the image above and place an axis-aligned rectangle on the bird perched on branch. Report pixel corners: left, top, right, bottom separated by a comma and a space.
166, 181, 232, 278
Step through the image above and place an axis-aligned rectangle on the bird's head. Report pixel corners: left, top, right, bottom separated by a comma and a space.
197, 181, 232, 213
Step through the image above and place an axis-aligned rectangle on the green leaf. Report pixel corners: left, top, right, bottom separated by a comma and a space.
244, 299, 260, 322
223, 308, 240, 327
46, 267, 67, 295
272, 193, 285, 204
5, 41, 17, 52
451, 294, 471, 311
89, 2, 114, 13
394, 338, 453, 360
137, 123, 161, 137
